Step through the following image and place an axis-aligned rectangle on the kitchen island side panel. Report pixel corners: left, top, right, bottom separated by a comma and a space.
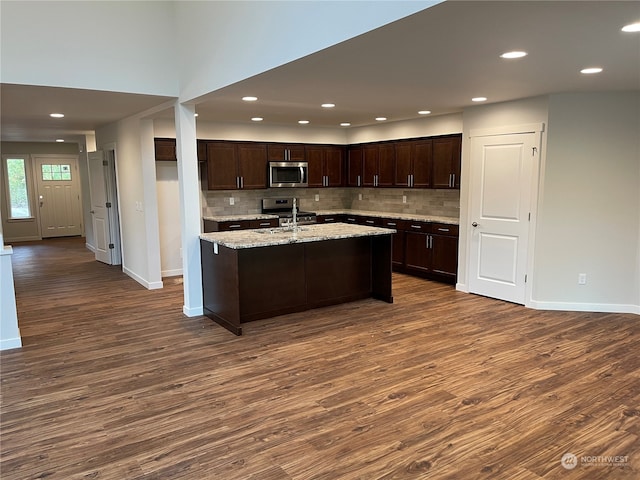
305, 237, 372, 305
200, 240, 242, 335
238, 243, 307, 320
372, 234, 394, 303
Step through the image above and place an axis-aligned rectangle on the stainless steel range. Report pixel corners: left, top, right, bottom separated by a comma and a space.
262, 198, 317, 226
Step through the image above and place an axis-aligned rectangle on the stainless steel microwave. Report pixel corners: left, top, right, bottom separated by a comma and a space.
268, 161, 308, 188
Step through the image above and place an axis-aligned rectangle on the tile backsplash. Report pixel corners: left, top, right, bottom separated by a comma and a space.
202, 187, 460, 218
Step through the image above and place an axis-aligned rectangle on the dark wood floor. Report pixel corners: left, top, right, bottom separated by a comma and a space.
1, 236, 639, 479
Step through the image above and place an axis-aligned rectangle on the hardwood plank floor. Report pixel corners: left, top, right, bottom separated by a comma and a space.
1, 236, 639, 479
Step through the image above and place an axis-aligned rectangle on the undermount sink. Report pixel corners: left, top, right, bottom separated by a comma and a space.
256, 227, 309, 234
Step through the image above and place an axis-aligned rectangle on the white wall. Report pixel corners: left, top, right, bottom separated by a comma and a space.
347, 112, 463, 144
96, 113, 164, 290
0, 0, 178, 95
174, 1, 439, 102
460, 93, 639, 314
0, 246, 21, 350
532, 92, 640, 313
458, 96, 549, 294
156, 162, 182, 277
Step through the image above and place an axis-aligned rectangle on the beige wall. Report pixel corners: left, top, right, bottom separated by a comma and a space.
0, 142, 81, 242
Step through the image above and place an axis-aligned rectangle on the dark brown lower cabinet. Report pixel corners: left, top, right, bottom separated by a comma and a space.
313, 214, 459, 284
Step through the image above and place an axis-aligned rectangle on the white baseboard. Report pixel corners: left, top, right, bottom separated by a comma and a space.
123, 266, 164, 290
183, 304, 204, 317
162, 268, 183, 278
456, 282, 468, 293
0, 337, 22, 351
4, 236, 40, 243
85, 243, 96, 253
529, 300, 640, 315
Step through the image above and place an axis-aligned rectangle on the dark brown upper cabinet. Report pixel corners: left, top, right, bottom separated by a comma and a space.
267, 144, 305, 162
432, 134, 462, 189
306, 145, 345, 187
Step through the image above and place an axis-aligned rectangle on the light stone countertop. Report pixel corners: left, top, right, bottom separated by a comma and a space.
203, 210, 459, 225
314, 209, 459, 225
203, 213, 278, 222
200, 223, 394, 250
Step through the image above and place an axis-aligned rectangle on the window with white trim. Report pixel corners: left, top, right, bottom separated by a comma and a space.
3, 156, 33, 220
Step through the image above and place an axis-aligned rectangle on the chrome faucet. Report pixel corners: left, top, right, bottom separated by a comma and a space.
292, 198, 298, 232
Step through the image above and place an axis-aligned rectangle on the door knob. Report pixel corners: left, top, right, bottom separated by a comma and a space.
472, 222, 478, 227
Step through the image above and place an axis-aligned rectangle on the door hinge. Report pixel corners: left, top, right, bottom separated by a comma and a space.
528, 212, 531, 221
106, 202, 112, 208
532, 147, 537, 155
525, 274, 528, 283
103, 160, 108, 166
109, 243, 114, 249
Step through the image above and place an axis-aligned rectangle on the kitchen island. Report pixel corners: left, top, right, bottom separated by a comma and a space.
200, 223, 394, 335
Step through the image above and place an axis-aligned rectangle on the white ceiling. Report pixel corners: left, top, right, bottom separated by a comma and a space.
2, 1, 639, 143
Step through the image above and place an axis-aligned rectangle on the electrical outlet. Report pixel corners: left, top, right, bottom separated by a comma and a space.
358, 193, 363, 201
578, 273, 587, 285
229, 197, 235, 206
315, 194, 320, 201
402, 195, 407, 204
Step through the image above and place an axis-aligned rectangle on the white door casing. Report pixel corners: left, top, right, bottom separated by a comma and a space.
34, 155, 82, 238
87, 151, 112, 264
468, 127, 542, 305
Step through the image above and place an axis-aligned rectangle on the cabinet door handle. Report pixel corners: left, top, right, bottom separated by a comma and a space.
357, 175, 361, 187
241, 177, 244, 189
407, 175, 411, 186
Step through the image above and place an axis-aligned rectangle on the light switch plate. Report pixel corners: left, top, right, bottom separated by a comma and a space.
229, 197, 235, 206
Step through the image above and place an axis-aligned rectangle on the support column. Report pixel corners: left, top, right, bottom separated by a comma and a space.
174, 102, 203, 316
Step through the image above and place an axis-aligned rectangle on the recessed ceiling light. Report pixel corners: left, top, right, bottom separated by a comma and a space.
622, 22, 640, 33
418, 110, 431, 115
298, 120, 310, 125
340, 122, 351, 127
242, 96, 258, 102
375, 117, 387, 121
472, 97, 487, 102
500, 51, 528, 59
55, 139, 64, 142
321, 103, 335, 108
251, 117, 263, 122
580, 67, 603, 74
50, 113, 64, 118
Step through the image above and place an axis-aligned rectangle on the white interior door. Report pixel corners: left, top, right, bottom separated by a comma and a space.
87, 151, 112, 264
34, 156, 82, 238
468, 131, 539, 304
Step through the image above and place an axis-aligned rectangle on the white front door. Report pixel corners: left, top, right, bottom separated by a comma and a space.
468, 131, 540, 304
87, 151, 113, 264
34, 155, 82, 238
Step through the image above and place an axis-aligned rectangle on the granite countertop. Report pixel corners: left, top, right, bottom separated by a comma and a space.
204, 210, 459, 225
200, 223, 394, 250
314, 209, 459, 225
203, 213, 278, 222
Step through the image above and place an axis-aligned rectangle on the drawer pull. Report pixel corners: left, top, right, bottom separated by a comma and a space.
410, 225, 422, 229
229, 224, 242, 229
325, 218, 334, 222
437, 227, 450, 232
347, 218, 355, 222
365, 220, 374, 224
259, 222, 271, 227
387, 222, 396, 226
